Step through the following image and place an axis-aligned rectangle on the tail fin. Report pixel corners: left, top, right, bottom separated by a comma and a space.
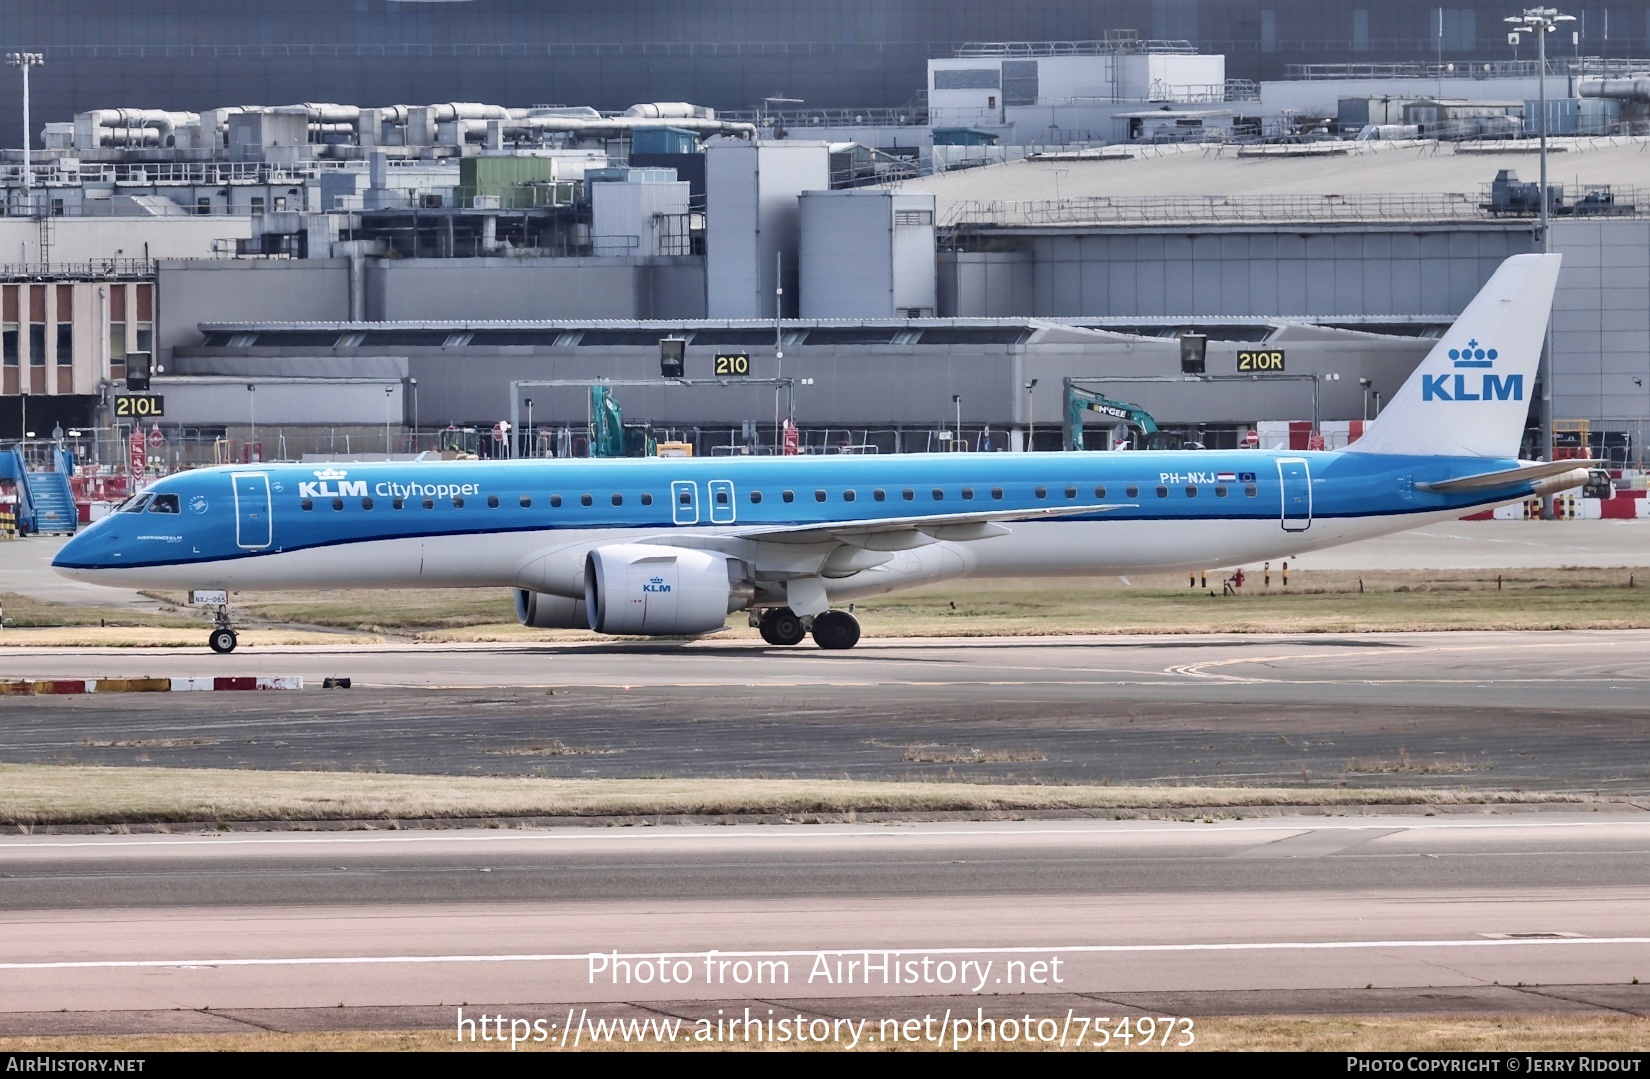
1350, 253, 1561, 458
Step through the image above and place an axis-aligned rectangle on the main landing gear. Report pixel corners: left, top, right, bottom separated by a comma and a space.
756, 607, 861, 650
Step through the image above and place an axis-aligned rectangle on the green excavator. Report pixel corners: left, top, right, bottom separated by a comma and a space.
1064, 385, 1199, 451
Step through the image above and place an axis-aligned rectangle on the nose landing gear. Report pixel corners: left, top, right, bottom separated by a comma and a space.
209, 625, 239, 654
189, 591, 240, 654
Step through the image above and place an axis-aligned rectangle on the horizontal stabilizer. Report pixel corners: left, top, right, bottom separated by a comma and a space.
1415, 459, 1603, 493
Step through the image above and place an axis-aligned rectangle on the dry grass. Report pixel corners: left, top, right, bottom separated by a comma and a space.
898, 744, 1049, 764
482, 741, 613, 757
1345, 747, 1477, 775
12, 568, 1650, 647
0, 1014, 1644, 1052
0, 764, 1584, 826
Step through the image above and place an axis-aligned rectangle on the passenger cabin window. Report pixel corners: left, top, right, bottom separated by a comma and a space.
843, 490, 856, 502
1215, 486, 1227, 498
749, 491, 762, 504
902, 489, 915, 501
1155, 486, 1168, 498
549, 495, 562, 508
715, 490, 728, 505
961, 487, 974, 500
332, 498, 344, 511
1094, 486, 1107, 498
931, 488, 944, 500
1185, 486, 1197, 498
1126, 486, 1139, 498
452, 496, 465, 508
487, 495, 499, 508
581, 494, 593, 507
815, 490, 827, 502
1034, 487, 1047, 499
992, 488, 1003, 500
678, 491, 692, 505
362, 497, 374, 510
300, 499, 314, 511
393, 498, 405, 509
611, 493, 623, 506
782, 490, 795, 503
641, 493, 653, 506
422, 497, 434, 509
1245, 484, 1258, 497
873, 489, 885, 501
520, 496, 531, 508
1065, 486, 1077, 499
147, 494, 179, 514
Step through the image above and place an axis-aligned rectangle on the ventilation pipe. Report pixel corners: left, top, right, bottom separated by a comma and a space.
1578, 76, 1650, 102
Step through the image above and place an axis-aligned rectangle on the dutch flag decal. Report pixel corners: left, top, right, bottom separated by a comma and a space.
1217, 472, 1237, 482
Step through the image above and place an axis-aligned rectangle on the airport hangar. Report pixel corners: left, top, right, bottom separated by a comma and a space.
153, 138, 1650, 457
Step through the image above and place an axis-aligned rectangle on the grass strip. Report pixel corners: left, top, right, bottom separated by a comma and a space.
0, 1015, 1645, 1052
0, 764, 1582, 826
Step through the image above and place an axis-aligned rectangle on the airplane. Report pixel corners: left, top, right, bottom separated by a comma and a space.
53, 253, 1596, 654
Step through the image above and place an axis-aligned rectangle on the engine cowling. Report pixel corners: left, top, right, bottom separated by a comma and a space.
583, 543, 748, 635
513, 589, 589, 629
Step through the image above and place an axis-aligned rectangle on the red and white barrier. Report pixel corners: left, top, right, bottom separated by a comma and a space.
0, 676, 303, 695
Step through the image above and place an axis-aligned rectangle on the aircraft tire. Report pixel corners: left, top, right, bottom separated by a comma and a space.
759, 607, 807, 647
209, 628, 239, 654
811, 610, 860, 650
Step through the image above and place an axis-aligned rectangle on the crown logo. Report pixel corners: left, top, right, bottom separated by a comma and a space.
650, 576, 665, 585
313, 467, 349, 481
1448, 339, 1497, 369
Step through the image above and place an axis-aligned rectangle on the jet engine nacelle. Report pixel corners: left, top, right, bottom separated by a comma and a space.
513, 589, 589, 629
583, 543, 750, 636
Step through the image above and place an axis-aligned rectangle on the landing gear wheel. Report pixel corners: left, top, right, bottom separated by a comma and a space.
759, 607, 807, 647
810, 610, 861, 650
209, 627, 239, 655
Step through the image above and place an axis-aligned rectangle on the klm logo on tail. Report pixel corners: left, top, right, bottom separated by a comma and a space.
1422, 339, 1524, 402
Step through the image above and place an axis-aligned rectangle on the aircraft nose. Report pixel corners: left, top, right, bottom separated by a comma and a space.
51, 525, 114, 581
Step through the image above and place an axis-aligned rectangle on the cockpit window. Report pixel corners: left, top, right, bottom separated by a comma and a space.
147, 494, 180, 514
120, 494, 153, 513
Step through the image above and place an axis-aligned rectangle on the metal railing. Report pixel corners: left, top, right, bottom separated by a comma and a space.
942, 191, 1575, 229
0, 259, 157, 279
956, 39, 1198, 57
1285, 57, 1650, 80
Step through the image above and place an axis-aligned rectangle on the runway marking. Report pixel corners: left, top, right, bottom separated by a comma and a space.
1168, 638, 1633, 684
5, 937, 1650, 971
3, 819, 1647, 851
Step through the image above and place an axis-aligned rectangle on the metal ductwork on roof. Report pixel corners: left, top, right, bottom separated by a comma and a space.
1578, 76, 1650, 103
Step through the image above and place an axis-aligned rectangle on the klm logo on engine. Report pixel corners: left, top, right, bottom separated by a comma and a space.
642, 576, 672, 594
1422, 339, 1523, 402
298, 467, 368, 499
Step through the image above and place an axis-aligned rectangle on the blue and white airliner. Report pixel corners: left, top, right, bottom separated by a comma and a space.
55, 254, 1594, 653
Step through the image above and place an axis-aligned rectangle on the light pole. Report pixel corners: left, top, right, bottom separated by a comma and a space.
245, 383, 257, 462
1506, 6, 1574, 477
383, 384, 393, 455
5, 52, 43, 206
1359, 377, 1372, 422
409, 377, 418, 452
524, 397, 534, 457
952, 394, 962, 451
1024, 378, 1038, 451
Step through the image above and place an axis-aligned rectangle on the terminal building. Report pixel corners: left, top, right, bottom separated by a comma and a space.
0, 34, 1647, 466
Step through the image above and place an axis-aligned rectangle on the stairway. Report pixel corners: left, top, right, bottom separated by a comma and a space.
23, 469, 77, 535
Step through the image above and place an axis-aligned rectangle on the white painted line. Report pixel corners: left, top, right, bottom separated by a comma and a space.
4, 818, 1647, 851
5, 937, 1650, 971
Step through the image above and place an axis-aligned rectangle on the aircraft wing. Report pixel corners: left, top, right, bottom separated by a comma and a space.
723, 503, 1134, 548
1414, 459, 1605, 493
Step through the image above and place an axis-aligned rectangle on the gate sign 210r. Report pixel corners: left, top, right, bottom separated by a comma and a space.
1237, 351, 1285, 372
